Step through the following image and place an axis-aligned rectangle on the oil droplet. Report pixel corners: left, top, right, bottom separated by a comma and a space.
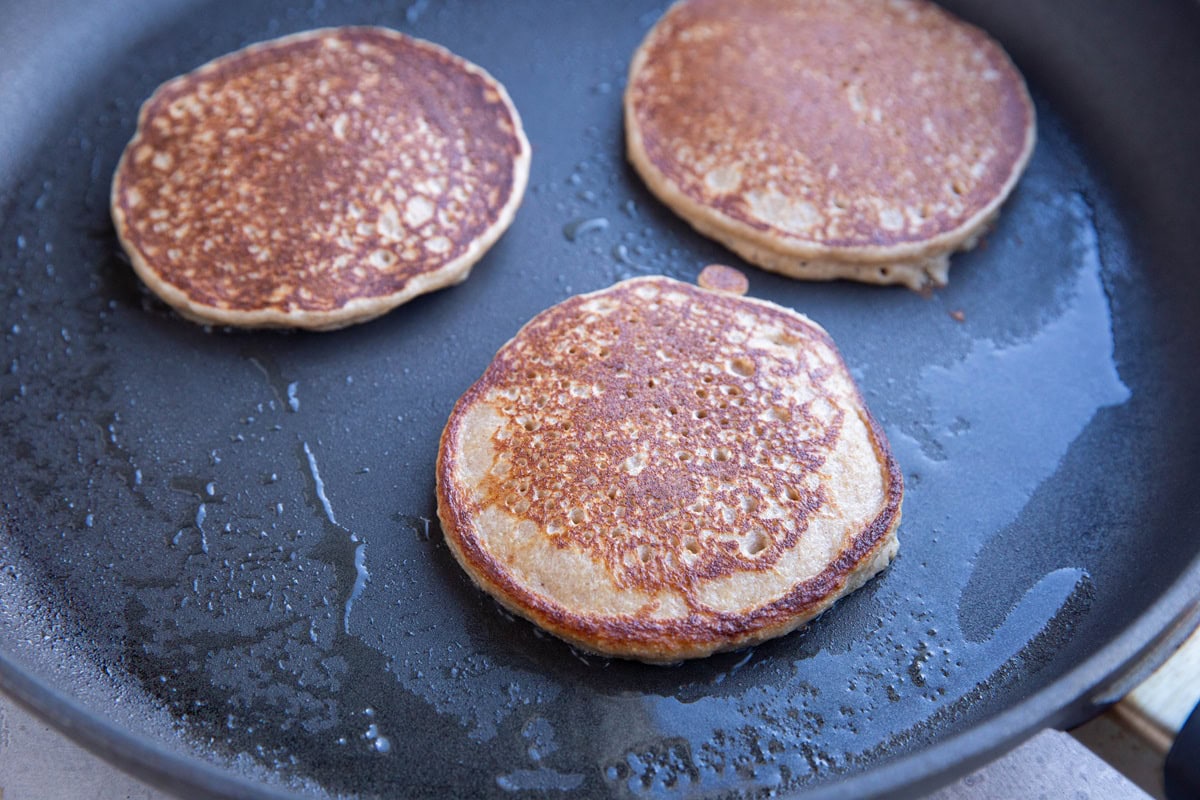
612, 244, 650, 272
563, 216, 609, 242
405, 0, 430, 24
286, 381, 300, 412
343, 543, 369, 634
303, 442, 337, 526
374, 736, 391, 753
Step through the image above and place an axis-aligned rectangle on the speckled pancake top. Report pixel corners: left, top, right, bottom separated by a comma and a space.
437, 276, 902, 661
111, 27, 529, 328
625, 0, 1035, 257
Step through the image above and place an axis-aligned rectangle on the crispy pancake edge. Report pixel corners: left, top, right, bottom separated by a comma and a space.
435, 276, 904, 663
110, 26, 531, 330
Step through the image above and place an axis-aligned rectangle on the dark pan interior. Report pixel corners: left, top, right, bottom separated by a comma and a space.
2, 1, 1199, 798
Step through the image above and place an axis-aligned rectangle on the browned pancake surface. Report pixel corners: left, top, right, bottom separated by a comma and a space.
437, 276, 902, 661
626, 0, 1034, 257
112, 27, 528, 328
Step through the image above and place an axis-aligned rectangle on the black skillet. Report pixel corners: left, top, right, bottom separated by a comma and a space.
2, 0, 1199, 797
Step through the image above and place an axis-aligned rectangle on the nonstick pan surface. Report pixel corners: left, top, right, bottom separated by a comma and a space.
2, 1, 1199, 798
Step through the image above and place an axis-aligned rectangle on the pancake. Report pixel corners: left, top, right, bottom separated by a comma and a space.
625, 0, 1036, 290
436, 273, 902, 663
111, 27, 530, 330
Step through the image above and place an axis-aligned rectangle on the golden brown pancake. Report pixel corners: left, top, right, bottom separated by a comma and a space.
111, 27, 530, 330
437, 273, 902, 663
625, 0, 1036, 289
